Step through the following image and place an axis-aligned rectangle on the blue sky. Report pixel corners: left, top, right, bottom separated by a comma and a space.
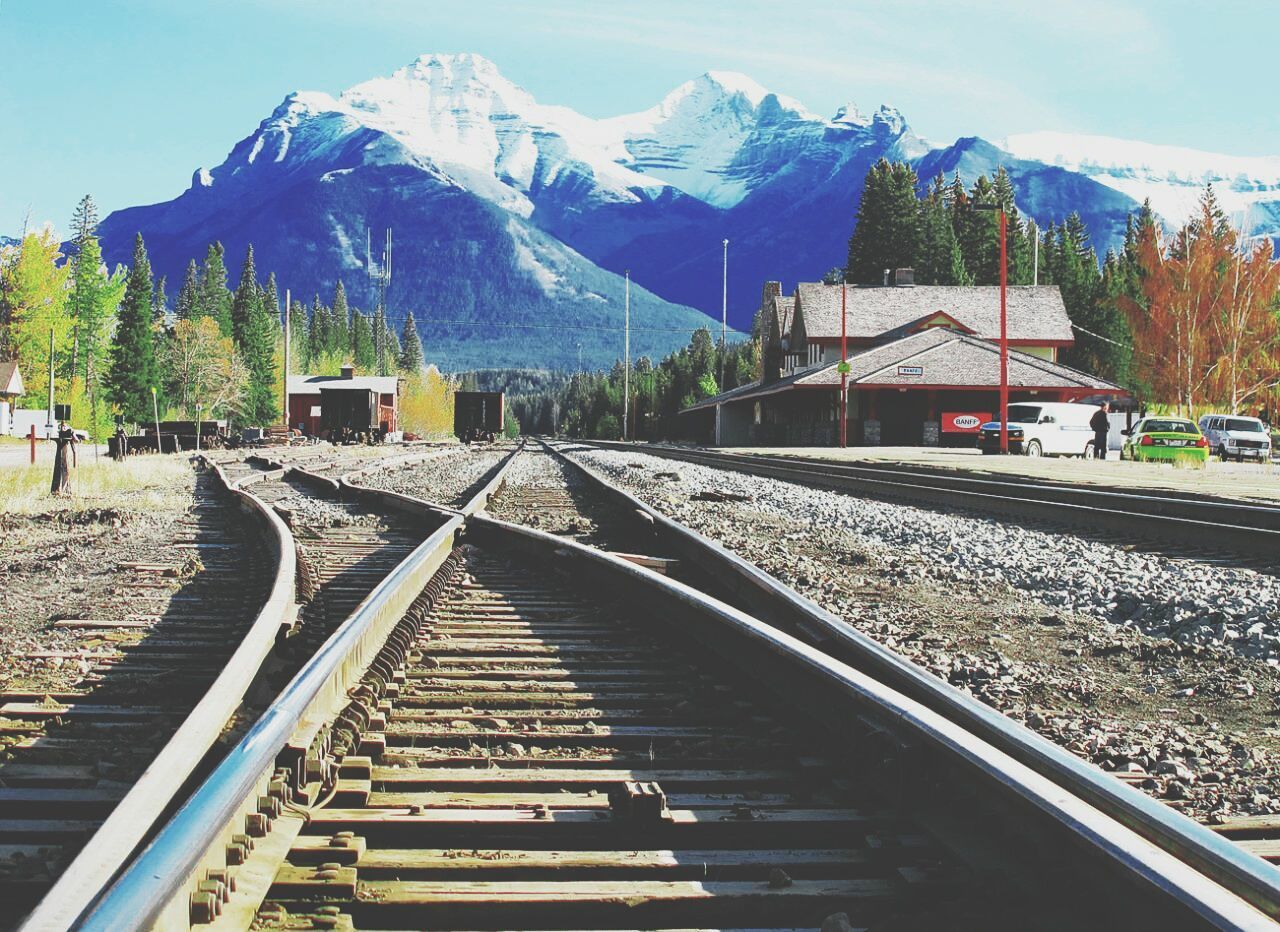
1, 0, 1275, 234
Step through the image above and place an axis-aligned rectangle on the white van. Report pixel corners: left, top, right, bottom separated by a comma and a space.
1197, 414, 1272, 461
979, 402, 1101, 457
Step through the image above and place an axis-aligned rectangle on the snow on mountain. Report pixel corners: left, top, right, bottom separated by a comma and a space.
606, 71, 817, 207
1002, 131, 1280, 230
94, 51, 1280, 362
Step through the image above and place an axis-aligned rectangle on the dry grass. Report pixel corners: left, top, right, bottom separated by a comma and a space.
0, 455, 193, 516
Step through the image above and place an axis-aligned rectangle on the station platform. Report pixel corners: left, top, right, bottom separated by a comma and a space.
724, 445, 1280, 504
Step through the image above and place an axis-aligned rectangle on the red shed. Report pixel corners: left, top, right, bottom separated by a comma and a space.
287, 365, 401, 437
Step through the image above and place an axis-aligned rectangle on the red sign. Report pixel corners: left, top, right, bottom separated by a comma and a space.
942, 411, 991, 433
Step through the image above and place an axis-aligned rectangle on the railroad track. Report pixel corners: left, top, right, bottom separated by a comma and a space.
40, 452, 1276, 929
12, 448, 518, 931
247, 546, 987, 930
578, 442, 1280, 567
0, 464, 276, 924
16, 443, 1280, 928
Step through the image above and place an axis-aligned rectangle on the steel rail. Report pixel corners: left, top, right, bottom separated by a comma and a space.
19, 458, 299, 932
548, 440, 1280, 919
57, 442, 1277, 929
71, 447, 522, 930
578, 441, 1280, 557
465, 512, 1276, 929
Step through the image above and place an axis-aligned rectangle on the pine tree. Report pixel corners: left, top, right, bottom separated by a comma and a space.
107, 234, 163, 424
151, 275, 167, 323
239, 294, 279, 425
351, 311, 375, 369
308, 294, 327, 365
398, 311, 424, 372
198, 243, 233, 335
916, 175, 969, 285
230, 245, 261, 348
175, 260, 199, 320
331, 281, 351, 357
846, 159, 921, 284
67, 194, 104, 384
993, 167, 1032, 284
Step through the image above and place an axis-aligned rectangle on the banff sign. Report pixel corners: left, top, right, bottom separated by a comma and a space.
942, 412, 991, 433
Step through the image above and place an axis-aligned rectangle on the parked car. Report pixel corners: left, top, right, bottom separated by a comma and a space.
978, 402, 1101, 457
1196, 414, 1272, 462
1120, 417, 1209, 466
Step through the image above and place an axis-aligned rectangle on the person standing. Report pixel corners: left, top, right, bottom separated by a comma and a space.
51, 422, 78, 495
1090, 402, 1111, 460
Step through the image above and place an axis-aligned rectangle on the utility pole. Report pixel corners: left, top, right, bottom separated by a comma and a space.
975, 202, 1010, 453
840, 281, 848, 448
1032, 224, 1039, 286
623, 270, 630, 442
720, 238, 728, 388
282, 289, 291, 430
46, 327, 54, 432
999, 209, 1008, 454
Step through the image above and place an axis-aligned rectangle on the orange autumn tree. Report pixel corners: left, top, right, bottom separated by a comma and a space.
1120, 188, 1280, 416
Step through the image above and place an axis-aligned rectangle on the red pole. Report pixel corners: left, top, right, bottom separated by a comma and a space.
999, 209, 1009, 454
29, 424, 36, 465
840, 281, 848, 448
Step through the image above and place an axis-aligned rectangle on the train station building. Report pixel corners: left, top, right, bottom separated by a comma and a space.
682, 271, 1123, 446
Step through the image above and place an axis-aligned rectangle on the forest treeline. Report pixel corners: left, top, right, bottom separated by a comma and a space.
0, 195, 453, 439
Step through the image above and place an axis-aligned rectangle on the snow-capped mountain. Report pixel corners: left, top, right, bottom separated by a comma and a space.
1002, 131, 1280, 234
95, 53, 1279, 365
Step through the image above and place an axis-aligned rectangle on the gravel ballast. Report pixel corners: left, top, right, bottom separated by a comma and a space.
566, 445, 1280, 822
357, 447, 509, 508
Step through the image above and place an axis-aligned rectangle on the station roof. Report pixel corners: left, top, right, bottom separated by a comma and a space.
288, 374, 400, 396
682, 328, 1121, 413
793, 283, 1074, 344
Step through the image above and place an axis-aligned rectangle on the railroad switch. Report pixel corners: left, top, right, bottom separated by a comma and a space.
608, 781, 671, 822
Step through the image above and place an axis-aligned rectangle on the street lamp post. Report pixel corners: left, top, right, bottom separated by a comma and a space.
975, 203, 1010, 454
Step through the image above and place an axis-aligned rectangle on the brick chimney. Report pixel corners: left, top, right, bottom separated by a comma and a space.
340, 364, 355, 380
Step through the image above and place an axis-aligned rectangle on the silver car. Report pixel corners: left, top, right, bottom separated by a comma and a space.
1197, 414, 1272, 461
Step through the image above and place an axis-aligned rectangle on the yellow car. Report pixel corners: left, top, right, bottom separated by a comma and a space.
1120, 417, 1210, 466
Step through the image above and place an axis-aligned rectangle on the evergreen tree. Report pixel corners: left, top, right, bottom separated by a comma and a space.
65, 196, 122, 442
152, 275, 168, 325
239, 295, 279, 425
398, 311, 424, 372
198, 242, 233, 335
993, 167, 1032, 284
958, 175, 999, 283
230, 245, 261, 348
107, 234, 163, 424
350, 311, 375, 369
331, 281, 351, 357
175, 259, 199, 321
916, 175, 969, 285
308, 294, 327, 365
846, 159, 921, 284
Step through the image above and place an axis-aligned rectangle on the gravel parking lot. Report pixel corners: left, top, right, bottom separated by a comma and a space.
567, 445, 1280, 822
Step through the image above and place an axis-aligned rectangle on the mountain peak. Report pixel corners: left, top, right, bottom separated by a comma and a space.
396, 51, 504, 81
